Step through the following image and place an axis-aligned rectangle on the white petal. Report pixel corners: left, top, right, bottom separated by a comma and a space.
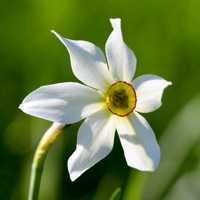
106, 18, 136, 82
132, 75, 172, 113
52, 30, 114, 93
19, 82, 105, 124
116, 112, 160, 171
68, 109, 116, 181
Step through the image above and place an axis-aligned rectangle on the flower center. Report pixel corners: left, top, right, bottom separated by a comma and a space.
106, 81, 137, 117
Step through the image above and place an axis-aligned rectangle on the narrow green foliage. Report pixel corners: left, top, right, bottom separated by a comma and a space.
109, 187, 122, 200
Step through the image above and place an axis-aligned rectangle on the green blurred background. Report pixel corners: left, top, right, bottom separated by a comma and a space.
1, 0, 200, 199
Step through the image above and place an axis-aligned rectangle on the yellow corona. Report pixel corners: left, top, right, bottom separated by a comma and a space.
106, 81, 137, 117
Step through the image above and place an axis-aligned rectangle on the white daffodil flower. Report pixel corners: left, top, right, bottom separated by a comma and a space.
19, 18, 172, 181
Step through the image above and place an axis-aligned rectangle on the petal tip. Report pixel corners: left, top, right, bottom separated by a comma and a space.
51, 30, 60, 37
51, 30, 62, 40
68, 157, 80, 182
19, 104, 23, 110
149, 165, 156, 172
110, 18, 121, 28
127, 161, 158, 172
145, 160, 160, 172
164, 80, 172, 89
69, 173, 76, 182
168, 81, 172, 86
68, 161, 81, 182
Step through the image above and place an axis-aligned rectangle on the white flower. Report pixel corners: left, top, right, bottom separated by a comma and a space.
19, 18, 172, 181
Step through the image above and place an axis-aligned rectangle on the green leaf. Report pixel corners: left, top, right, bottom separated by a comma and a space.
163, 152, 200, 200
142, 95, 200, 200
109, 187, 122, 200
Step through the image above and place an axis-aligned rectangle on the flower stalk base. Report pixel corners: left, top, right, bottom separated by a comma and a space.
28, 123, 69, 200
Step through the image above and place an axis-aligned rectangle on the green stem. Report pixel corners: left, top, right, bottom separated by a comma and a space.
122, 170, 148, 200
28, 122, 69, 200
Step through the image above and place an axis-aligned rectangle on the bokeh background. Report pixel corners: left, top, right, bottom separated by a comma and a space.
1, 0, 200, 199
